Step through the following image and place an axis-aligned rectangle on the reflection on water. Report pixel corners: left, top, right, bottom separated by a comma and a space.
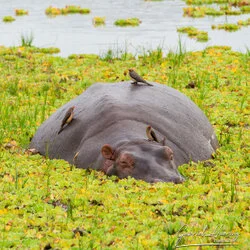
0, 0, 249, 56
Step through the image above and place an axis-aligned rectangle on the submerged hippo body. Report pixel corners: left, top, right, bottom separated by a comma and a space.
30, 82, 219, 183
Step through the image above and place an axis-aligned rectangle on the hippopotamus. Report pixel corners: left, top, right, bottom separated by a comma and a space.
30, 82, 219, 183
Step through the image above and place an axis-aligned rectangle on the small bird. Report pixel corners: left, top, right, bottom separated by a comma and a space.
58, 106, 75, 134
128, 69, 153, 86
146, 125, 159, 142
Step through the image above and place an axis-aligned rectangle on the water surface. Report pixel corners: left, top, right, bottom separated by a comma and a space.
0, 0, 249, 56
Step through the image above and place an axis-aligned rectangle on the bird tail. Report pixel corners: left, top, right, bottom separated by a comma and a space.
58, 127, 64, 134
151, 131, 159, 143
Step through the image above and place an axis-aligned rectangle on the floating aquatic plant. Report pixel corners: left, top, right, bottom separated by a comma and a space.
185, 0, 249, 6
185, 0, 228, 4
205, 7, 224, 16
212, 23, 240, 31
183, 4, 247, 17
45, 5, 90, 16
92, 17, 106, 26
183, 6, 206, 17
225, 9, 242, 15
15, 9, 29, 16
177, 26, 209, 42
3, 16, 15, 22
114, 18, 141, 27
237, 17, 250, 26
240, 5, 250, 13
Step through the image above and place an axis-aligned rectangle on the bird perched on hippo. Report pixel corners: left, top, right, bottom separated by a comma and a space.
30, 82, 219, 183
58, 106, 75, 134
128, 69, 153, 86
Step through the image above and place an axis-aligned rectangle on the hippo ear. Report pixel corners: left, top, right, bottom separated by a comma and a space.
101, 144, 114, 160
161, 137, 166, 146
164, 146, 174, 161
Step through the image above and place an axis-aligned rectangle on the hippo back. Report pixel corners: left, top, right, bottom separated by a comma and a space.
30, 82, 218, 168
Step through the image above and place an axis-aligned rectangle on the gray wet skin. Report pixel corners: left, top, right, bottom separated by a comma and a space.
30, 82, 219, 183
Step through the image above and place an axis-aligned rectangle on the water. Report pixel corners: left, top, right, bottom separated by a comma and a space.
0, 0, 249, 57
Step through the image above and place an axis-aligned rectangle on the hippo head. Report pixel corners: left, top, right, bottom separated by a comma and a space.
100, 140, 184, 184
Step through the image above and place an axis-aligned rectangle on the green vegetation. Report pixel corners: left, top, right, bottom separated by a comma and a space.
230, 0, 250, 7
212, 23, 240, 31
211, 23, 240, 32
212, 17, 250, 31
177, 26, 209, 42
183, 6, 225, 17
185, 0, 228, 4
182, 0, 249, 33
92, 17, 106, 26
114, 18, 141, 27
240, 5, 250, 13
2, 16, 15, 22
15, 9, 29, 16
0, 44, 249, 248
185, 0, 249, 6
237, 17, 250, 26
204, 7, 224, 16
225, 9, 242, 15
45, 6, 61, 15
61, 5, 90, 15
183, 6, 206, 17
183, 6, 245, 17
45, 5, 90, 16
183, 0, 250, 18
20, 33, 34, 47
